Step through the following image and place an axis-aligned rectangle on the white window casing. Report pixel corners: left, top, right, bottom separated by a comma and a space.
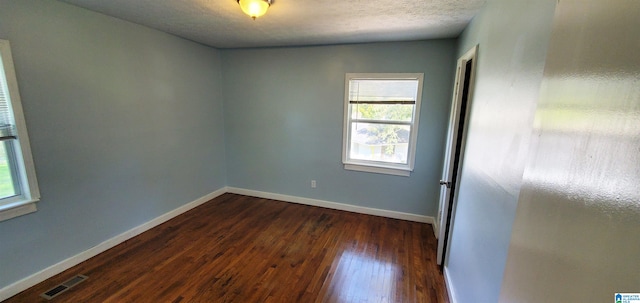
0, 39, 40, 222
342, 73, 424, 176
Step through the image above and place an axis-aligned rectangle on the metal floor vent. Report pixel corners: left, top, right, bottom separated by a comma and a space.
40, 274, 88, 300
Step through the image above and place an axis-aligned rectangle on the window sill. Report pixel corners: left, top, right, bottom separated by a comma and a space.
344, 163, 412, 177
0, 199, 38, 222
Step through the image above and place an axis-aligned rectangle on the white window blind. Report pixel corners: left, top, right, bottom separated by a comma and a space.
342, 73, 424, 176
0, 63, 16, 141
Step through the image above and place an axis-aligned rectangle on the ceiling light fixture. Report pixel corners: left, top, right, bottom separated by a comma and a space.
237, 0, 272, 20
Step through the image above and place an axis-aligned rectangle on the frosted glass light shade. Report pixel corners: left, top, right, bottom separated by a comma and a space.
238, 0, 271, 19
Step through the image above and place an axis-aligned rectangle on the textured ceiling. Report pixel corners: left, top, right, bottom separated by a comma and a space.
58, 0, 486, 49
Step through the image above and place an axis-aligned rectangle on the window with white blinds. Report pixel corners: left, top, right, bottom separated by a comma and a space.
342, 73, 424, 176
0, 68, 16, 141
0, 39, 40, 222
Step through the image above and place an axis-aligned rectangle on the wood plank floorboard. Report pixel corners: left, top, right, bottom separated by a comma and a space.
5, 193, 449, 303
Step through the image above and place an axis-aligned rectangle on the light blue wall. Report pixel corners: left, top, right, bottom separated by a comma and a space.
501, 1, 640, 301
221, 41, 457, 216
0, 1, 458, 293
0, 0, 226, 289
445, 0, 557, 302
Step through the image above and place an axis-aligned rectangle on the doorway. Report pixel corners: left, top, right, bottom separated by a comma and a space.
436, 45, 478, 266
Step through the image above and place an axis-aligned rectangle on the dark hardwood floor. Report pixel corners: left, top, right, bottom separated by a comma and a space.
5, 193, 449, 302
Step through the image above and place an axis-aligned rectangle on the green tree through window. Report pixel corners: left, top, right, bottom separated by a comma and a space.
343, 74, 423, 176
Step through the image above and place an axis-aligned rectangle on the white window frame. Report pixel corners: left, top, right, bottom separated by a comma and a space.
0, 39, 40, 222
342, 73, 424, 177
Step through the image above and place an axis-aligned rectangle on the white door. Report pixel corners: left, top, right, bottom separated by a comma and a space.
436, 46, 477, 265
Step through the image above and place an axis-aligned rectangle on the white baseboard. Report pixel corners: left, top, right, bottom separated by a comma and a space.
0, 188, 227, 302
226, 187, 435, 224
444, 266, 457, 303
1, 187, 435, 301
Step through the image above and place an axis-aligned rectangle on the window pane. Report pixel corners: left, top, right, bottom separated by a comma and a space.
0, 142, 16, 199
349, 79, 419, 102
351, 103, 414, 121
350, 122, 410, 164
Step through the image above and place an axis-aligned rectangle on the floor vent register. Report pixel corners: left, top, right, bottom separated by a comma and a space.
40, 274, 88, 300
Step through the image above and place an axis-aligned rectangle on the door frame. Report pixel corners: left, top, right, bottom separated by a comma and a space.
436, 45, 478, 265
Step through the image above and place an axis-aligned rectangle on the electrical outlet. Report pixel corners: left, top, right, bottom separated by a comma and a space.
311, 180, 316, 188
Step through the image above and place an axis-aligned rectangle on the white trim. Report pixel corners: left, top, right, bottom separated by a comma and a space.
0, 40, 41, 201
433, 217, 439, 238
0, 201, 36, 222
342, 73, 424, 176
226, 187, 434, 224
0, 187, 434, 301
343, 163, 410, 177
0, 188, 226, 302
444, 266, 458, 303
0, 39, 41, 223
436, 45, 478, 265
